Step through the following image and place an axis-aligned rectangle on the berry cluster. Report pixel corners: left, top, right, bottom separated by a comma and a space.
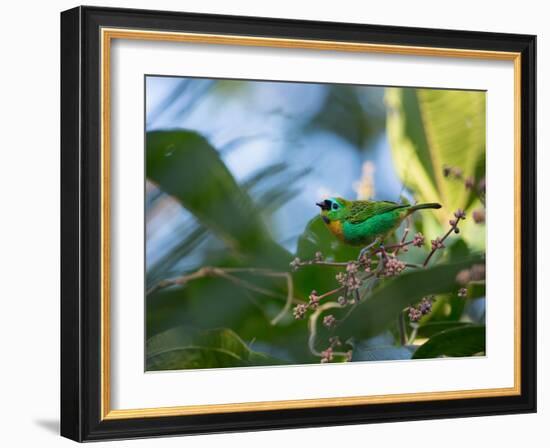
320, 337, 352, 363
407, 296, 435, 322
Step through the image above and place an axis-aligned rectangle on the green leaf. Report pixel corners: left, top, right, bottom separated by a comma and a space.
412, 325, 485, 359
416, 321, 472, 338
386, 88, 485, 220
448, 238, 470, 262
146, 272, 316, 364
337, 255, 484, 341
146, 326, 283, 370
146, 130, 288, 265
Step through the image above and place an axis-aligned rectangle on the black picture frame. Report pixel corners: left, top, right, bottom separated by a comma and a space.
61, 5, 536, 442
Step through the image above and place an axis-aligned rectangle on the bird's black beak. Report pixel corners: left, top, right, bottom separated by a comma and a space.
316, 200, 331, 211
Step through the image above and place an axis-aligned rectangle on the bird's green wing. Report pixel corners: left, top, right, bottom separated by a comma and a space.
348, 201, 408, 224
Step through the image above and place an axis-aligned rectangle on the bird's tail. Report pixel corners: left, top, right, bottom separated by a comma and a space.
409, 202, 442, 212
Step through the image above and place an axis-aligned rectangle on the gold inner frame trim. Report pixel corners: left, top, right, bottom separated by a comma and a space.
100, 27, 522, 420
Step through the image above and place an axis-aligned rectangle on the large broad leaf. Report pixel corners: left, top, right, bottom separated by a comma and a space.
416, 321, 472, 338
146, 326, 283, 371
146, 130, 289, 266
337, 255, 484, 341
412, 325, 485, 359
146, 272, 316, 364
386, 88, 485, 220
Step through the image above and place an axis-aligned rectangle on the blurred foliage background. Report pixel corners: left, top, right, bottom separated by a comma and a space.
145, 77, 486, 371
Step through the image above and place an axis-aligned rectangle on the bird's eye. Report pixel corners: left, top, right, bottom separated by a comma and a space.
332, 203, 339, 210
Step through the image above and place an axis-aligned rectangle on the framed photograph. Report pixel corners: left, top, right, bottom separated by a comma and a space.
60, 6, 536, 441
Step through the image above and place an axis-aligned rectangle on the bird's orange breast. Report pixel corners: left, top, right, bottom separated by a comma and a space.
326, 219, 345, 241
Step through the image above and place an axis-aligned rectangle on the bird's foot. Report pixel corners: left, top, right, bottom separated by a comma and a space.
358, 237, 382, 262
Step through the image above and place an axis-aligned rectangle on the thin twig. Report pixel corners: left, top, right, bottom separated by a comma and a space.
307, 302, 348, 358
318, 286, 346, 301
398, 311, 407, 346
214, 271, 284, 302
373, 240, 413, 255
147, 266, 298, 326
295, 260, 351, 268
407, 323, 419, 345
423, 218, 461, 267
394, 219, 411, 256
270, 272, 294, 325
213, 269, 297, 325
404, 262, 424, 269
145, 267, 215, 295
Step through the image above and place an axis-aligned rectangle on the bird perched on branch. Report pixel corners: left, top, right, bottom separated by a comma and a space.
316, 197, 441, 247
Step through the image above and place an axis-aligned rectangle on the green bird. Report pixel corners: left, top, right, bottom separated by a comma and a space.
316, 197, 441, 247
